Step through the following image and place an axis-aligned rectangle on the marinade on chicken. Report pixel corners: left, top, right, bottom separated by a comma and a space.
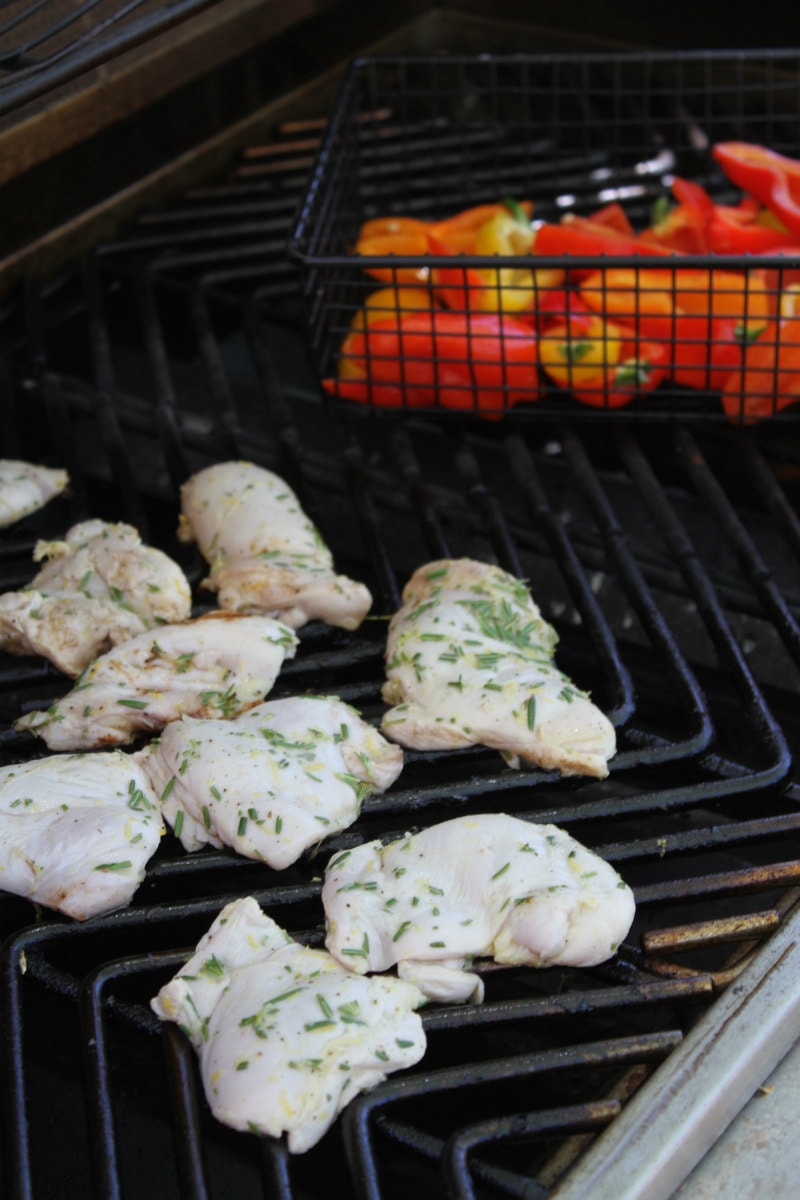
15, 612, 297, 751
323, 813, 636, 1004
0, 459, 69, 528
137, 695, 403, 867
151, 897, 426, 1153
0, 519, 192, 677
0, 750, 163, 919
178, 461, 372, 631
381, 558, 616, 778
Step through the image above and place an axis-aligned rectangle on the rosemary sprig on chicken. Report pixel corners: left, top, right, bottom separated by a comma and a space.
381, 558, 616, 778
137, 695, 403, 868
323, 813, 636, 1004
178, 461, 372, 631
0, 519, 192, 677
15, 612, 297, 751
151, 897, 425, 1153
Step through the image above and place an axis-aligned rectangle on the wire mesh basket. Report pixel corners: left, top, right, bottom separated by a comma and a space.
288, 50, 800, 422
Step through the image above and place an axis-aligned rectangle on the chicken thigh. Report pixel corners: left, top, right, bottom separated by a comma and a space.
0, 519, 192, 676
137, 695, 403, 867
15, 612, 297, 751
178, 461, 372, 630
381, 558, 616, 778
151, 897, 426, 1153
0, 459, 69, 528
323, 813, 636, 1004
0, 750, 163, 919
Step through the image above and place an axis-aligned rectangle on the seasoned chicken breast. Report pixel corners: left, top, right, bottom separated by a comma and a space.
137, 695, 403, 867
0, 751, 163, 919
0, 459, 68, 528
151, 897, 426, 1153
0, 519, 192, 676
323, 813, 636, 1004
15, 613, 297, 751
178, 461, 372, 631
381, 558, 616, 778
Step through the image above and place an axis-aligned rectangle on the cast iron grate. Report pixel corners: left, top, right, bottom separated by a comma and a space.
0, 114, 800, 1199
0, 0, 219, 116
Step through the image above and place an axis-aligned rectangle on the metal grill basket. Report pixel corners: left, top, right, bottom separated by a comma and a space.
288, 50, 800, 422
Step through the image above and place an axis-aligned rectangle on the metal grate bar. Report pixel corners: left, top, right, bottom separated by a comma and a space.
673, 426, 800, 672
0, 0, 218, 116
444, 1101, 621, 1200
342, 1032, 684, 1200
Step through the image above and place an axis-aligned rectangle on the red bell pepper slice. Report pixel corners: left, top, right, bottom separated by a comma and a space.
323, 309, 541, 416
533, 287, 594, 333
534, 218, 674, 261
639, 181, 712, 254
707, 209, 800, 254
668, 314, 773, 392
713, 142, 800, 239
586, 202, 635, 237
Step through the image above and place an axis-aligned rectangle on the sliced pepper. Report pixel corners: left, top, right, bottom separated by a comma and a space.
353, 230, 432, 284
325, 309, 541, 416
586, 202, 635, 237
721, 317, 800, 423
579, 266, 770, 339
348, 286, 434, 332
469, 208, 564, 312
714, 142, 800, 239
539, 313, 668, 408
639, 181, 711, 254
534, 217, 674, 262
579, 268, 679, 339
339, 287, 437, 379
670, 314, 773, 392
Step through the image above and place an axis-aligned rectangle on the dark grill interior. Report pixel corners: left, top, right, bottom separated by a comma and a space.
1, 75, 800, 1200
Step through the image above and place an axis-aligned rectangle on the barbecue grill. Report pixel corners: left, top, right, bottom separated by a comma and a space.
2, 5, 800, 1199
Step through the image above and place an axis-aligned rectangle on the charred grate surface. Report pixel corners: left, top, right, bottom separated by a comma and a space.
0, 115, 800, 1200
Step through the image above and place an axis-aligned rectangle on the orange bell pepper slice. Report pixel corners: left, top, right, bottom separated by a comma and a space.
348, 286, 434, 332
578, 268, 678, 338
354, 231, 431, 285
721, 316, 800, 423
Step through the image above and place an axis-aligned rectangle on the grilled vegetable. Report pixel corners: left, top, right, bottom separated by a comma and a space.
325, 308, 542, 416
714, 142, 800, 239
539, 313, 669, 408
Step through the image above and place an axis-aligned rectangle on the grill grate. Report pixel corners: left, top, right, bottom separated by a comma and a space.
1, 109, 800, 1199
0, 0, 220, 117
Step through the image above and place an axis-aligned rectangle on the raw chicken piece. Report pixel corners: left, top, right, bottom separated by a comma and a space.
137, 695, 403, 867
178, 461, 372, 631
0, 519, 192, 676
0, 750, 162, 919
0, 459, 68, 528
381, 558, 616, 778
151, 897, 426, 1153
323, 813, 636, 1004
15, 612, 297, 751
